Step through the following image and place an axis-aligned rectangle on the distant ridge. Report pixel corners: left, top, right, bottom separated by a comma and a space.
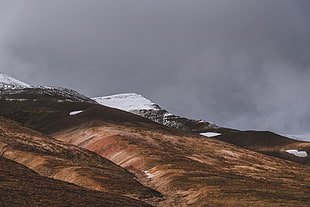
0, 73, 96, 104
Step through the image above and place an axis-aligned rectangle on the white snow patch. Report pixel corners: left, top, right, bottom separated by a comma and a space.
285, 150, 308, 158
143, 170, 155, 179
200, 132, 221, 137
0, 73, 32, 89
5, 98, 27, 101
92, 93, 160, 111
69, 110, 83, 116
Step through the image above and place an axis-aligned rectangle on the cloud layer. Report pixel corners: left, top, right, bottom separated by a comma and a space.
1, 0, 310, 134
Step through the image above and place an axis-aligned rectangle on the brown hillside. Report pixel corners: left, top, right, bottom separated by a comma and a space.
0, 156, 151, 207
216, 131, 310, 166
0, 96, 162, 132
53, 120, 310, 206
0, 116, 161, 202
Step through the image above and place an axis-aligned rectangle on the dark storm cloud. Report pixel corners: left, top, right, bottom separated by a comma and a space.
1, 0, 310, 134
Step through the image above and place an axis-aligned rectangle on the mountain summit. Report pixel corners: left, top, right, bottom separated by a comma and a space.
93, 93, 222, 133
0, 73, 32, 89
0, 73, 95, 104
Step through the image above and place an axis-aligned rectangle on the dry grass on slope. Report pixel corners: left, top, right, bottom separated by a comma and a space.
0, 116, 161, 202
216, 131, 310, 166
2, 98, 310, 206
0, 156, 152, 207
54, 122, 310, 207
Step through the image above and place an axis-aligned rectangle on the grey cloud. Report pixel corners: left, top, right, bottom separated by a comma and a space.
1, 0, 310, 134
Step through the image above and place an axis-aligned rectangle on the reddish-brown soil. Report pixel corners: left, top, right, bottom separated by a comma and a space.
0, 156, 152, 207
0, 116, 161, 203
54, 122, 310, 206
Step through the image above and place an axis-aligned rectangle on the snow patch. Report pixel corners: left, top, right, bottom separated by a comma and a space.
5, 98, 27, 101
92, 93, 160, 111
200, 132, 221, 137
285, 150, 308, 158
0, 73, 32, 89
69, 110, 83, 116
143, 170, 155, 179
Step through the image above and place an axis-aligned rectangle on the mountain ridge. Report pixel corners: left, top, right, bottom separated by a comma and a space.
0, 73, 32, 89
93, 93, 235, 134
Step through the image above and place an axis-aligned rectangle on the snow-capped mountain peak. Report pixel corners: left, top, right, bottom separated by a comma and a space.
93, 93, 219, 132
0, 73, 32, 89
93, 93, 161, 111
0, 73, 95, 103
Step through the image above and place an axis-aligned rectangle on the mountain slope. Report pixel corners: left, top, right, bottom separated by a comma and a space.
0, 73, 96, 103
215, 131, 310, 166
0, 87, 96, 104
93, 93, 310, 167
93, 93, 235, 134
52, 117, 310, 206
0, 156, 152, 207
284, 134, 310, 142
93, 93, 161, 111
0, 73, 32, 90
0, 116, 161, 203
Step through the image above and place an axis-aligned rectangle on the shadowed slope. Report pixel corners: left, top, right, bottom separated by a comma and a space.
0, 156, 152, 207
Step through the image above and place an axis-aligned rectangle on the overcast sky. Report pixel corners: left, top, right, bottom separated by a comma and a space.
1, 0, 310, 134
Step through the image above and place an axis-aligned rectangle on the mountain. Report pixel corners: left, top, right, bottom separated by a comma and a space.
0, 73, 32, 89
0, 86, 97, 103
1, 73, 310, 206
0, 73, 96, 104
92, 93, 310, 167
93, 93, 235, 134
